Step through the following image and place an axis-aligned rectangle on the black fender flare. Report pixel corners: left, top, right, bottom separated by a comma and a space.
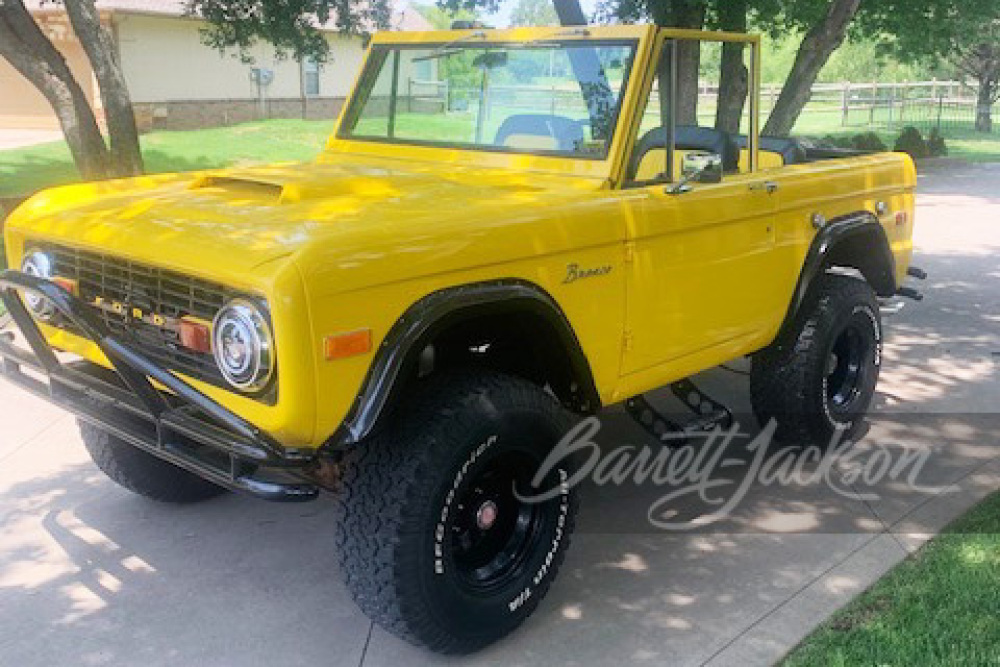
325, 279, 600, 448
778, 211, 896, 339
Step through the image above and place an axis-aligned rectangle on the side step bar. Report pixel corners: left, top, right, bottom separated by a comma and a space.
625, 378, 734, 446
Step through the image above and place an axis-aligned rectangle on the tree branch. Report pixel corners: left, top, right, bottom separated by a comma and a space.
763, 0, 862, 137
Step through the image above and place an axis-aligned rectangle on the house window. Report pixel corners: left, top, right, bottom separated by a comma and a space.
415, 58, 433, 81
303, 57, 320, 96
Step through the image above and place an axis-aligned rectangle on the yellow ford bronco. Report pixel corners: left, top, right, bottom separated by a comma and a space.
2, 25, 921, 653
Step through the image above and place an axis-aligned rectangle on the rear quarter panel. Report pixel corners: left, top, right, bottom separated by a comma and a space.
765, 152, 917, 340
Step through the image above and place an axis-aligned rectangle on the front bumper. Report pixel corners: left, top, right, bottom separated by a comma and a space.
0, 270, 320, 502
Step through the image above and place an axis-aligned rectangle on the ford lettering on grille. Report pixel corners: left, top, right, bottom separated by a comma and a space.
40, 243, 234, 389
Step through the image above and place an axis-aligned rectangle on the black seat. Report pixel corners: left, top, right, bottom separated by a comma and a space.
734, 135, 809, 166
494, 114, 585, 152
628, 125, 740, 180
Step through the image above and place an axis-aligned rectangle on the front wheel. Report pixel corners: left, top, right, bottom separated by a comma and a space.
751, 273, 882, 446
335, 371, 578, 654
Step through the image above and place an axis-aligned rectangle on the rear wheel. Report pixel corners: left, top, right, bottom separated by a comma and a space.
80, 421, 227, 503
335, 371, 579, 654
751, 273, 882, 446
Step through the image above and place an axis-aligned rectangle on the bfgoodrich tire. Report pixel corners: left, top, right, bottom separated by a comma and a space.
751, 273, 882, 446
80, 421, 227, 503
335, 371, 579, 654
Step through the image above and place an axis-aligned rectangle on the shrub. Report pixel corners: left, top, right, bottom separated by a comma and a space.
894, 126, 930, 159
928, 128, 948, 157
820, 134, 854, 149
851, 132, 888, 152
814, 134, 887, 152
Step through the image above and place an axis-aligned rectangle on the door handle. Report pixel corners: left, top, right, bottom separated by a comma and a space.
749, 181, 779, 194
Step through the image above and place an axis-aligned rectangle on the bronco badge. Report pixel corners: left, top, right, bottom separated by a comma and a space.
563, 263, 612, 284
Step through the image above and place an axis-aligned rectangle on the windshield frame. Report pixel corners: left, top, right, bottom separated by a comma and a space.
334, 38, 641, 162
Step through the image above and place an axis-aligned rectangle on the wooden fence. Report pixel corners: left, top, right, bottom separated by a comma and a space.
411, 77, 996, 135
740, 80, 991, 133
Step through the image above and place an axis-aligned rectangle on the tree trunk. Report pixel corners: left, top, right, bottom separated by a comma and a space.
975, 77, 994, 133
0, 0, 109, 179
763, 0, 862, 137
648, 0, 706, 126
552, 0, 586, 25
63, 0, 143, 175
715, 0, 749, 134
553, 0, 617, 140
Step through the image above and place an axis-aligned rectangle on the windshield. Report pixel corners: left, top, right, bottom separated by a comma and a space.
338, 39, 638, 159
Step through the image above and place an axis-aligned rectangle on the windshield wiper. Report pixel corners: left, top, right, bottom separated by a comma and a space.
520, 27, 591, 47
412, 27, 592, 62
412, 30, 488, 62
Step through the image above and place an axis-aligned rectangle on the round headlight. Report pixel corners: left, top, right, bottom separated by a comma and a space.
21, 250, 55, 320
212, 299, 274, 392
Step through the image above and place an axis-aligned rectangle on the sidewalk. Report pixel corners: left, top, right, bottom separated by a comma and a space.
0, 163, 998, 666
0, 128, 62, 151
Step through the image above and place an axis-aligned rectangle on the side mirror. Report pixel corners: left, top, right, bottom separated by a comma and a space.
681, 151, 723, 184
666, 151, 724, 195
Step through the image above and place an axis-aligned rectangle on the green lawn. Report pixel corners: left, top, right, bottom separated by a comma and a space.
0, 119, 334, 198
783, 492, 1000, 666
3, 112, 1000, 200
932, 129, 1000, 163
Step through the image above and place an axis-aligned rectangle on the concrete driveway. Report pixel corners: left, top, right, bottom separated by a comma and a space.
1, 162, 998, 667
0, 128, 62, 151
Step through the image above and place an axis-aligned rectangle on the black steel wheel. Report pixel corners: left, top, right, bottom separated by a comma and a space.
825, 318, 874, 413
751, 273, 882, 446
450, 450, 549, 593
335, 370, 578, 654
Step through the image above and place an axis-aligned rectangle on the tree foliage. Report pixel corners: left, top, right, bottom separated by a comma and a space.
510, 0, 558, 27
854, 0, 1000, 132
186, 0, 395, 63
412, 1, 477, 29
956, 20, 1000, 132
759, 37, 943, 85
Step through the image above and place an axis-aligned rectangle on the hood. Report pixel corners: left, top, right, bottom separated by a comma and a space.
7, 155, 607, 284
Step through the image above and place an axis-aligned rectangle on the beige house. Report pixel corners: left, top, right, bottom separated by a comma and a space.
0, 0, 430, 131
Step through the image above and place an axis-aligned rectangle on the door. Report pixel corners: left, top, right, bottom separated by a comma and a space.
621, 174, 781, 375
618, 32, 784, 378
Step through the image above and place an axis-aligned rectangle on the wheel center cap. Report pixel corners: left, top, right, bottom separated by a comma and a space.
476, 500, 499, 530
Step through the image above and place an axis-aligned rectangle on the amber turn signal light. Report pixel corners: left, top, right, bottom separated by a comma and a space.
180, 317, 212, 353
51, 277, 78, 296
325, 329, 372, 360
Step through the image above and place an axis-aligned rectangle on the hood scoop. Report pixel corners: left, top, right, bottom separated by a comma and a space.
187, 171, 398, 205
190, 175, 287, 202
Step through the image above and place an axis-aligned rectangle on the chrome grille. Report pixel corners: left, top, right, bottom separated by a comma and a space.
42, 243, 233, 387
